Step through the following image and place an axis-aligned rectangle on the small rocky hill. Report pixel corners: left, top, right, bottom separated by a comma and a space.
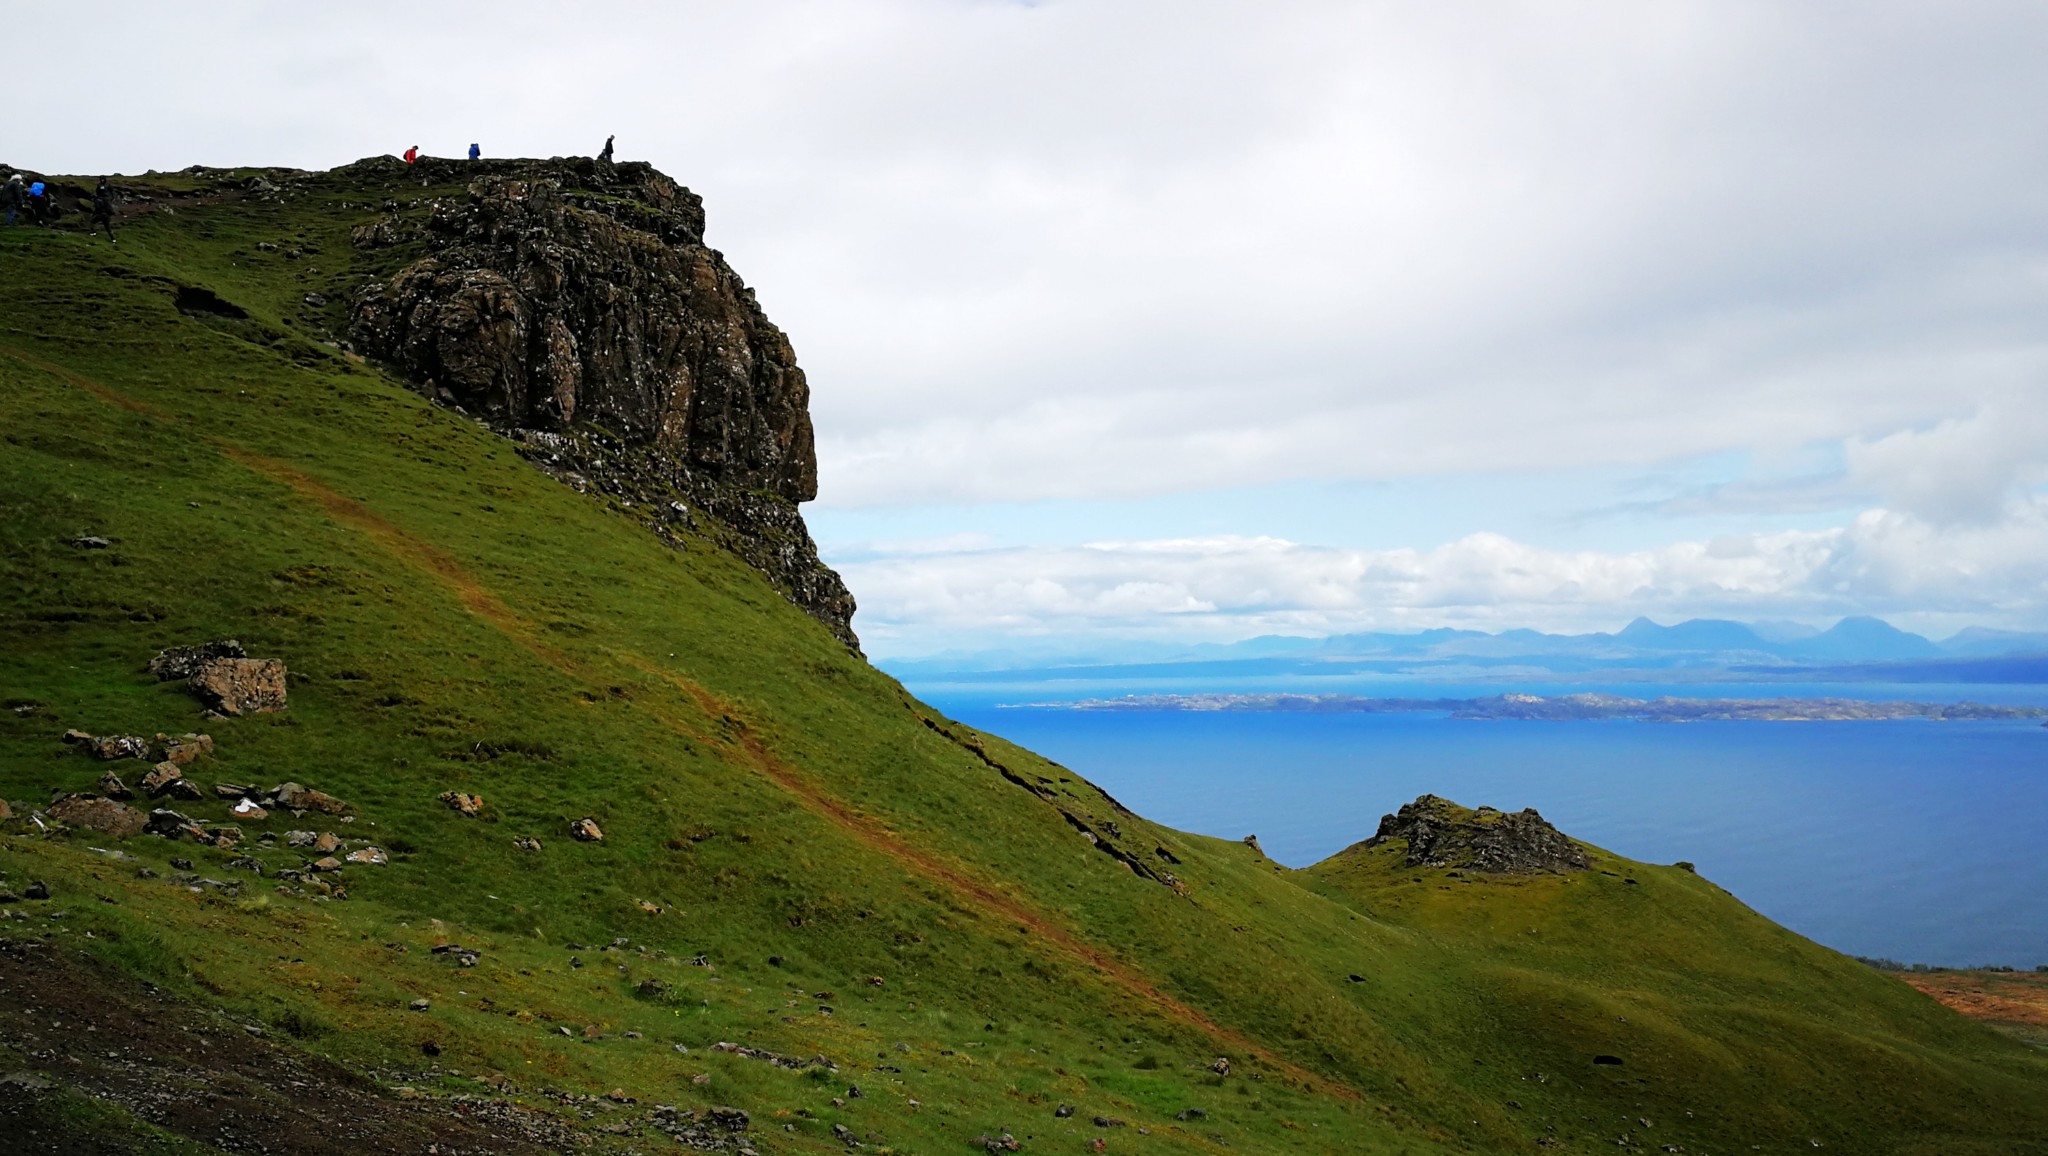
1361, 793, 1589, 873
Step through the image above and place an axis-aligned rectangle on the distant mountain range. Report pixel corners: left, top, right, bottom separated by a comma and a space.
884, 616, 2048, 683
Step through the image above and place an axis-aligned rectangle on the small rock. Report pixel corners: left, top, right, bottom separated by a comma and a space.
285, 830, 317, 847
155, 733, 214, 765
312, 832, 342, 854
1054, 1104, 1075, 1118
569, 817, 603, 842
637, 899, 661, 915
708, 1106, 749, 1131
270, 783, 351, 815
1094, 1115, 1127, 1128
1176, 1108, 1207, 1120
344, 846, 388, 866
139, 762, 185, 798
25, 881, 51, 901
303, 292, 328, 307
169, 857, 193, 870
512, 836, 542, 852
439, 790, 484, 816
214, 782, 252, 800
310, 856, 342, 872
409, 998, 430, 1011
69, 535, 111, 549
1210, 1057, 1231, 1076
67, 731, 150, 760
48, 795, 148, 837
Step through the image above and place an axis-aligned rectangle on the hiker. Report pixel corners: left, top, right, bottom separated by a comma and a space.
1, 174, 21, 225
598, 134, 614, 164
26, 180, 51, 225
468, 142, 480, 161
89, 178, 117, 243
403, 145, 419, 164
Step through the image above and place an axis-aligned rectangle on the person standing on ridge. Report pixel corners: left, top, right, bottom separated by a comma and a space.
468, 142, 480, 161
0, 174, 22, 226
598, 134, 614, 164
403, 145, 420, 164
89, 177, 118, 243
26, 180, 51, 226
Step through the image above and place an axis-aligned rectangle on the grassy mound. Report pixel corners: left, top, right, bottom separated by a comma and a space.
1, 162, 2044, 1154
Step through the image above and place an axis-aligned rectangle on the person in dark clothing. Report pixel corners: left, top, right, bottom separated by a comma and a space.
0, 174, 21, 225
468, 142, 480, 161
89, 178, 117, 242
598, 135, 614, 164
25, 181, 52, 225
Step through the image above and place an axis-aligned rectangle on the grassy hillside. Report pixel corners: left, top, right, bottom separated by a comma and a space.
2, 162, 2045, 1155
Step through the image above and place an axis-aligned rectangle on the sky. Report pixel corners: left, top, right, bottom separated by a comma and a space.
8, 2, 2048, 657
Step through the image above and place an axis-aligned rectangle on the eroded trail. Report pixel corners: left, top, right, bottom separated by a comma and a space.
19, 347, 1360, 1103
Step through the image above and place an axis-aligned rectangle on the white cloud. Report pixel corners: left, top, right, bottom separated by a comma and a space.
838, 501, 2048, 654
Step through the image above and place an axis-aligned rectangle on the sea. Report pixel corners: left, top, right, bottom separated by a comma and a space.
899, 673, 2048, 969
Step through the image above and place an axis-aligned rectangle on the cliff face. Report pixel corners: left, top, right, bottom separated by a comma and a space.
345, 157, 856, 647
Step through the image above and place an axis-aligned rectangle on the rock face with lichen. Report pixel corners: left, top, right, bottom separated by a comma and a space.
1364, 794, 1589, 874
345, 156, 856, 649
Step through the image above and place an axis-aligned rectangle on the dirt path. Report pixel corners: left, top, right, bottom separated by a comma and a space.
16, 346, 1361, 1104
0, 938, 570, 1154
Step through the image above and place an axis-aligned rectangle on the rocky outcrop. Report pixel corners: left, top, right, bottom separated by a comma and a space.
343, 157, 857, 648
1365, 794, 1589, 874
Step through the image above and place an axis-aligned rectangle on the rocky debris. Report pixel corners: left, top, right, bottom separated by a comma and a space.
47, 795, 148, 837
710, 1041, 836, 1071
1210, 1057, 1231, 1076
569, 817, 603, 842
70, 534, 112, 549
64, 730, 150, 760
285, 830, 318, 847
139, 761, 202, 800
146, 640, 246, 680
268, 782, 352, 815
439, 790, 484, 815
1362, 794, 1590, 874
153, 732, 214, 765
431, 943, 479, 966
512, 836, 542, 852
1094, 1115, 1128, 1128
346, 162, 858, 647
976, 1132, 1022, 1152
187, 656, 289, 715
345, 846, 388, 865
647, 1102, 754, 1152
98, 770, 135, 799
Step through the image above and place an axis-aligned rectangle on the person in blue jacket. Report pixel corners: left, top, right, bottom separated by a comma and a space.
468, 143, 480, 161
25, 180, 53, 225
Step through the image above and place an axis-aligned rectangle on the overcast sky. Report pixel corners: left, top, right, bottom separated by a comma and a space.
10, 2, 2047, 655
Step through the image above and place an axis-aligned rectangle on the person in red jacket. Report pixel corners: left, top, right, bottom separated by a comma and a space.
403, 145, 419, 164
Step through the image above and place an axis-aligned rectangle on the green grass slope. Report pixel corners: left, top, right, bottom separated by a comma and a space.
1, 163, 2044, 1155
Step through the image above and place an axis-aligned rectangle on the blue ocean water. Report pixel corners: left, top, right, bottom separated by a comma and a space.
914, 681, 2048, 968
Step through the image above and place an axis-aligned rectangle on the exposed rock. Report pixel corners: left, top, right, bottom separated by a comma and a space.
188, 657, 288, 715
430, 943, 478, 965
98, 770, 135, 800
285, 830, 317, 848
569, 817, 603, 842
144, 809, 207, 841
512, 836, 542, 852
214, 782, 253, 800
346, 161, 857, 647
1054, 1104, 1075, 1118
345, 846, 387, 866
65, 731, 149, 760
439, 790, 484, 816
70, 535, 111, 549
231, 798, 269, 820
48, 795, 148, 837
311, 832, 342, 854
0, 798, 10, 821
146, 640, 246, 680
139, 762, 186, 798
409, 998, 431, 1012
269, 782, 351, 815
310, 856, 343, 872
154, 733, 214, 765
1363, 794, 1589, 874
1210, 1057, 1231, 1076
25, 881, 50, 901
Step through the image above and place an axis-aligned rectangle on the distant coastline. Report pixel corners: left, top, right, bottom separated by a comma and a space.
1017, 692, 2048, 722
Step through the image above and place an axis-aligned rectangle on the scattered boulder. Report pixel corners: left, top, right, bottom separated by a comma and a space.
214, 782, 253, 799
48, 795, 148, 837
69, 535, 112, 549
439, 790, 484, 816
25, 881, 50, 901
231, 798, 269, 820
706, 1106, 749, 1132
569, 817, 603, 842
409, 998, 431, 1012
154, 733, 214, 765
188, 657, 288, 716
139, 762, 187, 798
98, 770, 135, 800
512, 836, 542, 852
310, 856, 343, 872
269, 783, 351, 815
285, 830, 317, 848
1176, 1108, 1208, 1121
344, 846, 388, 866
1054, 1104, 1075, 1118
146, 640, 246, 681
1210, 1057, 1231, 1076
65, 731, 149, 760
0, 798, 10, 821
430, 943, 479, 966
1362, 794, 1590, 874
312, 832, 342, 854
